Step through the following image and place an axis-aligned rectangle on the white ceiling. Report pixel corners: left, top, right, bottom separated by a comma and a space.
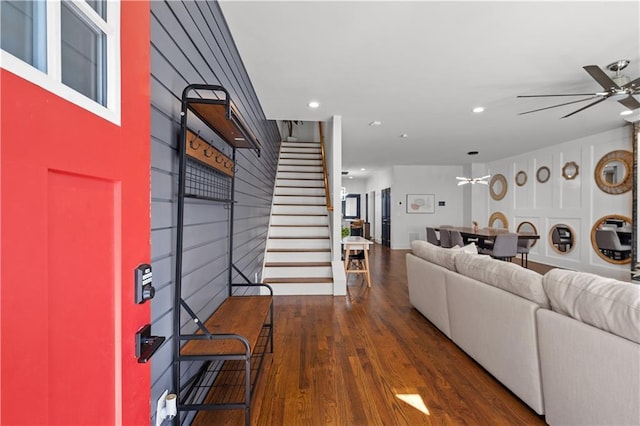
219, 1, 640, 178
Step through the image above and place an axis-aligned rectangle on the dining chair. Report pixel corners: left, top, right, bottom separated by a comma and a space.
440, 229, 452, 248
450, 230, 464, 247
517, 238, 533, 268
480, 233, 518, 261
595, 228, 631, 260
426, 227, 440, 246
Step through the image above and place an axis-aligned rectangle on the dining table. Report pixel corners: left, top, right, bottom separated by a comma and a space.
436, 226, 540, 245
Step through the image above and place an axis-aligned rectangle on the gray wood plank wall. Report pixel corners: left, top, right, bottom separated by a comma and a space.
149, 1, 280, 423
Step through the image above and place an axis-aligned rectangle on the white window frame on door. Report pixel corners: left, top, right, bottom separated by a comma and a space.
0, 0, 121, 125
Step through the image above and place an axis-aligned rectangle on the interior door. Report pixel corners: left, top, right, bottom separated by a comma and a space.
0, 2, 151, 424
382, 187, 391, 247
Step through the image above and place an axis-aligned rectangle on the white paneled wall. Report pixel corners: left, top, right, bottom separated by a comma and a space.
485, 125, 633, 279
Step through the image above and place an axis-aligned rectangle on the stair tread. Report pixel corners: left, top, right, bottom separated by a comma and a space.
265, 262, 332, 267
269, 236, 329, 240
263, 277, 333, 284
271, 224, 328, 227
267, 248, 331, 252
271, 213, 327, 217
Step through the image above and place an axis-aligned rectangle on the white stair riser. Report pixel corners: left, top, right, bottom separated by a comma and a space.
277, 172, 324, 180
280, 153, 322, 160
279, 158, 322, 166
270, 215, 328, 226
278, 165, 323, 173
267, 239, 330, 249
271, 204, 327, 215
281, 142, 321, 149
263, 266, 332, 278
276, 179, 324, 188
274, 195, 325, 205
275, 187, 325, 196
265, 251, 331, 263
270, 227, 329, 238
267, 283, 333, 296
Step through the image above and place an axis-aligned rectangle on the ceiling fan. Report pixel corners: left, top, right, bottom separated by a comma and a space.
456, 175, 491, 186
518, 59, 640, 118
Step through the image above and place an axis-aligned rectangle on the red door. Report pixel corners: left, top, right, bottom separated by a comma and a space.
1, 2, 151, 424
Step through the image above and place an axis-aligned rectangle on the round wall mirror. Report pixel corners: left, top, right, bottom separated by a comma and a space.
536, 166, 550, 183
490, 174, 507, 200
488, 211, 509, 229
549, 224, 575, 254
562, 161, 579, 180
591, 215, 632, 264
515, 171, 527, 186
594, 150, 632, 194
517, 221, 538, 247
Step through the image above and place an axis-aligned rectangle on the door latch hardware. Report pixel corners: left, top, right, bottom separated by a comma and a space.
135, 324, 165, 363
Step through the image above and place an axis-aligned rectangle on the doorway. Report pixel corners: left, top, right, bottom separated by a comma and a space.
382, 187, 391, 247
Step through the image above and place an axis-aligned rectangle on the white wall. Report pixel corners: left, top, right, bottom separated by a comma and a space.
364, 167, 393, 244
391, 165, 465, 249
324, 116, 346, 295
486, 126, 633, 280
278, 120, 318, 142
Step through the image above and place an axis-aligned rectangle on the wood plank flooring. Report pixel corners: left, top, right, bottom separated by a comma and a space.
194, 244, 548, 425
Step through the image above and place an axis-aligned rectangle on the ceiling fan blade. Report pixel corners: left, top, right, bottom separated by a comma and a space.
517, 93, 602, 98
458, 181, 469, 186
518, 96, 600, 116
623, 76, 640, 90
561, 96, 608, 119
618, 95, 640, 110
583, 65, 620, 90
455, 176, 467, 180
477, 181, 489, 185
479, 175, 491, 180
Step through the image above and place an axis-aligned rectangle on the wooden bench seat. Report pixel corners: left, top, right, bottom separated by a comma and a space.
180, 295, 272, 356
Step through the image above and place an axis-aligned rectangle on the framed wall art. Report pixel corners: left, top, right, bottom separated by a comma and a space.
406, 194, 435, 214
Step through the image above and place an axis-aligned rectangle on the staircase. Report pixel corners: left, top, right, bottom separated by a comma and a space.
262, 141, 334, 295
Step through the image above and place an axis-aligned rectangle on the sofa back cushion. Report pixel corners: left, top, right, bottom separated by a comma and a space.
411, 240, 459, 271
543, 269, 640, 344
455, 253, 549, 308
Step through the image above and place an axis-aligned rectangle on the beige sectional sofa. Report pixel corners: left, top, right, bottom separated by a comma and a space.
406, 240, 640, 425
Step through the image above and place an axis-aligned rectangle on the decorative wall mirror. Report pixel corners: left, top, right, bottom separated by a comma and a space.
515, 171, 527, 186
594, 150, 633, 194
342, 194, 361, 219
489, 174, 507, 200
488, 211, 509, 229
591, 215, 632, 264
536, 166, 550, 183
517, 221, 538, 247
562, 161, 579, 180
549, 224, 575, 254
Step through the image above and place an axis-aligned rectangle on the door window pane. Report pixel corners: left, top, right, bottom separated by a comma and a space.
85, 0, 106, 19
61, 1, 106, 106
0, 0, 46, 71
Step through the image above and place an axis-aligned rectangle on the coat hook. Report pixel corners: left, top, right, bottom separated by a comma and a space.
203, 148, 213, 158
215, 155, 224, 164
189, 130, 201, 150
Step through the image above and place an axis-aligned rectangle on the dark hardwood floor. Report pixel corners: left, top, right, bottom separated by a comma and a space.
195, 244, 548, 425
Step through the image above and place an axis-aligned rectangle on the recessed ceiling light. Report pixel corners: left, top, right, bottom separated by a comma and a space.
400, 133, 409, 138
369, 121, 382, 126
467, 151, 479, 156
360, 168, 366, 171
473, 107, 485, 113
308, 101, 320, 108
620, 110, 633, 116
349, 176, 353, 179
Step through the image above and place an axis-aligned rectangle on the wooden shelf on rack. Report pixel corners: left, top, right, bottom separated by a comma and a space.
186, 99, 259, 150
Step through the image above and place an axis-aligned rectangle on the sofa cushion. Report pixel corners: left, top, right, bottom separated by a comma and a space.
454, 253, 549, 308
543, 269, 640, 344
410, 240, 459, 271
452, 242, 479, 254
